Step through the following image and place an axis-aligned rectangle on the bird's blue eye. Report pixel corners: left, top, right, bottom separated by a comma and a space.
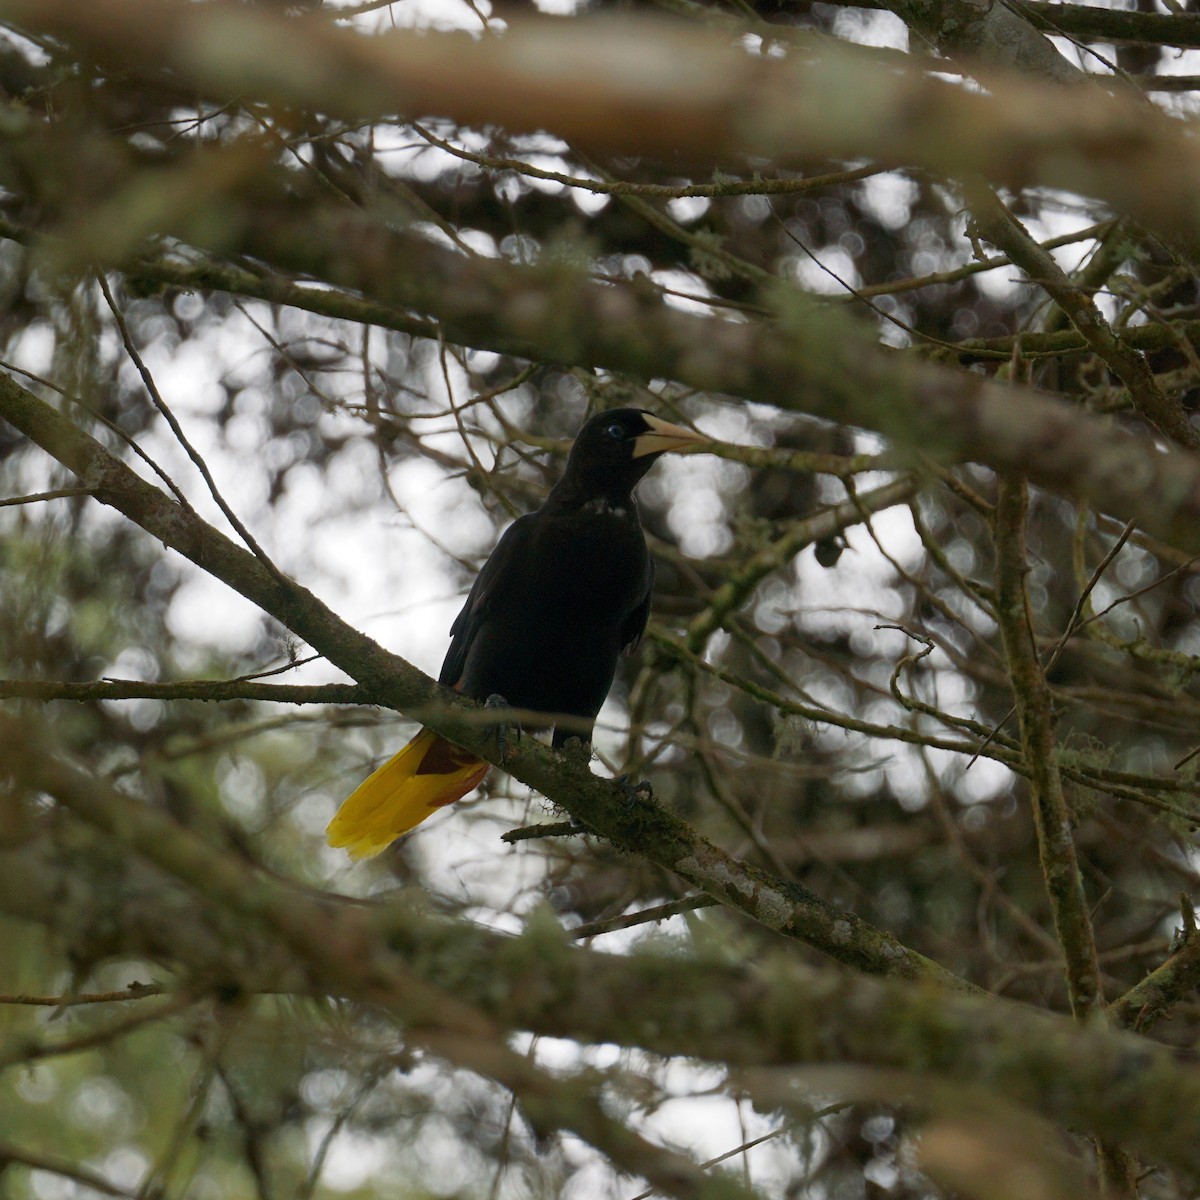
606, 423, 625, 440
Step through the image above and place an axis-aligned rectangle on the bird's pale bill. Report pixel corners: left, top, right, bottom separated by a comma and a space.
632, 414, 711, 458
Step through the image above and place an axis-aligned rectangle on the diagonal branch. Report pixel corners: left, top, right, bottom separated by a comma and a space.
966, 183, 1199, 450
3, 718, 756, 1200
225, 202, 1200, 555
0, 370, 968, 989
6, 757, 1200, 1180
6, 115, 1200, 550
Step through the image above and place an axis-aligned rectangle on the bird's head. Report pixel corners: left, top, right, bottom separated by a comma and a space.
554, 408, 710, 505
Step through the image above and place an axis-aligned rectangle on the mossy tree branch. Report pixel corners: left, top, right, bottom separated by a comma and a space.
965, 183, 1196, 449
993, 476, 1104, 1017
994, 478, 1140, 1198
5, 753, 1200, 1181
5, 110, 1200, 551
0, 679, 368, 704
0, 369, 967, 989
8, 1, 1200, 251
2, 718, 755, 1200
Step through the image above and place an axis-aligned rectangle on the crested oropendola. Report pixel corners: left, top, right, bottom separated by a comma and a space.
326, 408, 711, 858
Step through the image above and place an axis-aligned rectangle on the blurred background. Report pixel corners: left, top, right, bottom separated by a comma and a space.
1, 0, 1199, 1196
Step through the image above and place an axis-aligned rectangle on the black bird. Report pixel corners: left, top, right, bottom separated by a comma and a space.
327, 408, 710, 857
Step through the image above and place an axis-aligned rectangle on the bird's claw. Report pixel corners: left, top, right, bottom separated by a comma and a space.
485, 693, 520, 762
557, 734, 593, 761
613, 773, 653, 807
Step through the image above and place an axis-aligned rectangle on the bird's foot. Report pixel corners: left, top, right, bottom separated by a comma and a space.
613, 773, 654, 808
484, 693, 520, 762
557, 735, 593, 762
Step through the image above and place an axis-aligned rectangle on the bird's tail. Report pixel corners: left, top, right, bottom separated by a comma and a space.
325, 728, 489, 859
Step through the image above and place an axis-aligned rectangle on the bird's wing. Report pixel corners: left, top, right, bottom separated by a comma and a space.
438, 514, 537, 687
620, 554, 655, 652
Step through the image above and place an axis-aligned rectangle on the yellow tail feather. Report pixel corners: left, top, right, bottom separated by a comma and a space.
326, 728, 489, 859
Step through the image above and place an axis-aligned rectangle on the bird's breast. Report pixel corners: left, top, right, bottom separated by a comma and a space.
533, 508, 647, 607
454, 504, 654, 718
476, 509, 643, 650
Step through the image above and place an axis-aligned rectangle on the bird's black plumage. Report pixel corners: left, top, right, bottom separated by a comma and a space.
326, 407, 709, 856
443, 407, 703, 742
